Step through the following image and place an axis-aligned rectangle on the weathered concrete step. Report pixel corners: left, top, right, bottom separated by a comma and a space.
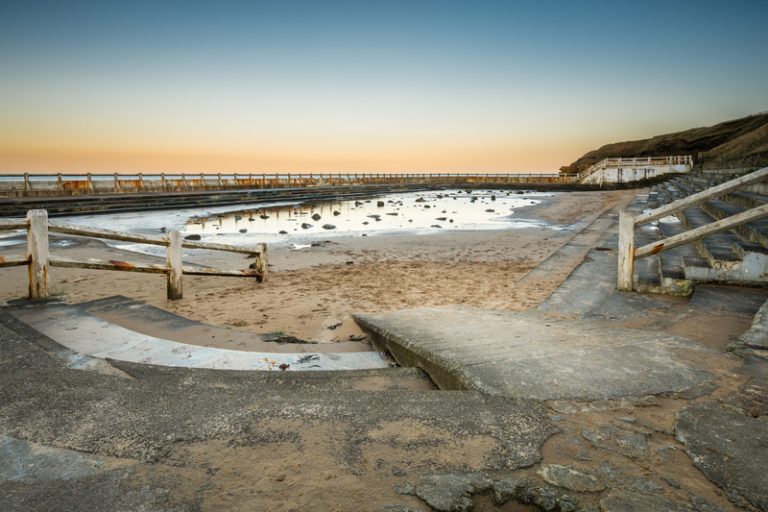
702, 197, 768, 249
77, 295, 370, 353
679, 206, 743, 264
8, 304, 393, 371
354, 306, 713, 401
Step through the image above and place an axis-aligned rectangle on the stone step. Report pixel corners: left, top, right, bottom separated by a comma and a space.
7, 304, 394, 371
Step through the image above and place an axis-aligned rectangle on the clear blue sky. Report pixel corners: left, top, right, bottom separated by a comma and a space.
1, 0, 766, 172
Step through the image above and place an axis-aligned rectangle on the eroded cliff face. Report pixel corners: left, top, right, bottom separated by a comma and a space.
561, 112, 768, 175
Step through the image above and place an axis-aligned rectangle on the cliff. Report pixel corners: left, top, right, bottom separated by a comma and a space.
560, 112, 768, 175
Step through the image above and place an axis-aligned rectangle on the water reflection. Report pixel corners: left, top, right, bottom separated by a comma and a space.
184, 189, 553, 244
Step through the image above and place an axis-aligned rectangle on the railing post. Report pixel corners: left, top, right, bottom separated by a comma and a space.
27, 209, 50, 300
86, 173, 93, 193
254, 242, 268, 282
23, 173, 30, 194
617, 210, 635, 291
166, 230, 183, 300
114, 172, 120, 192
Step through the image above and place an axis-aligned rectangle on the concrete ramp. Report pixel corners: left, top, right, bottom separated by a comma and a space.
354, 306, 713, 400
10, 304, 392, 371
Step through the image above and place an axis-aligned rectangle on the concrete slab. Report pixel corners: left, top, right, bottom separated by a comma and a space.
9, 304, 392, 371
354, 306, 713, 400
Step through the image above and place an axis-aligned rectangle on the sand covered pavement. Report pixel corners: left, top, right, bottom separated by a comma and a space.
0, 190, 636, 348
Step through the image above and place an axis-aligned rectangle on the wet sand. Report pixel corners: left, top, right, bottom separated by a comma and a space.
0, 190, 636, 347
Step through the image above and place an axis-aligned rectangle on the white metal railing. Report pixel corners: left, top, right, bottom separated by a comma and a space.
578, 155, 693, 183
617, 166, 768, 290
0, 210, 267, 300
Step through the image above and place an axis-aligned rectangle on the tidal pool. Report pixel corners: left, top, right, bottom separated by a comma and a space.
183, 189, 556, 246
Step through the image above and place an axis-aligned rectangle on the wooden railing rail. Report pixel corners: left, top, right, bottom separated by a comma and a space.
0, 210, 267, 300
617, 166, 768, 291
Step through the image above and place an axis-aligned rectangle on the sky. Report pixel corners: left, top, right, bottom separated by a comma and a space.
1, 0, 767, 173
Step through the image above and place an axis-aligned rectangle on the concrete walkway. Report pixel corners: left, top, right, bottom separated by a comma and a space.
354, 306, 712, 400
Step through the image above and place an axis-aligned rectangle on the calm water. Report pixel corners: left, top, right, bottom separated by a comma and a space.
0, 189, 560, 254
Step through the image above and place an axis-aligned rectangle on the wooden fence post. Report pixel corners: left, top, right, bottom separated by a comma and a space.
254, 243, 268, 282
27, 209, 50, 300
166, 230, 183, 300
617, 210, 635, 291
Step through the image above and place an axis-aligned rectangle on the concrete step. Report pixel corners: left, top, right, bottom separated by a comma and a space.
702, 198, 768, 249
678, 207, 743, 265
78, 295, 371, 353
7, 304, 394, 371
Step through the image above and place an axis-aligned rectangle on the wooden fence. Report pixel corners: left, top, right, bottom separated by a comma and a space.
0, 172, 573, 197
0, 210, 267, 300
617, 166, 768, 290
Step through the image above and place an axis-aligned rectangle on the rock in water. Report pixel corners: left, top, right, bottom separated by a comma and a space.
301, 223, 313, 229
184, 234, 201, 241
239, 228, 247, 233
377, 201, 385, 207
322, 224, 336, 230
333, 210, 341, 216
311, 213, 322, 221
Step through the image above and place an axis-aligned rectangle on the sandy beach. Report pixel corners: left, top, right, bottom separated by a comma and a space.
0, 189, 636, 348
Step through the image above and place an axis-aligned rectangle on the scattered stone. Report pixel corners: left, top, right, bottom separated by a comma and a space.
248, 217, 255, 221
377, 201, 385, 207
363, 221, 369, 225
485, 209, 495, 212
322, 224, 336, 230
676, 401, 768, 509
234, 215, 242, 221
435, 217, 447, 221
689, 495, 726, 512
415, 197, 426, 203
491, 195, 496, 201
184, 234, 201, 241
449, 219, 454, 223
582, 426, 650, 459
345, 261, 353, 265
355, 201, 364, 206
431, 225, 442, 229
470, 197, 477, 202
159, 227, 167, 233
537, 464, 604, 493
362, 234, 367, 236
333, 210, 341, 216
278, 230, 288, 235
311, 213, 322, 221
324, 319, 342, 330
424, 205, 431, 209
239, 228, 247, 233
278, 363, 290, 371
396, 473, 493, 512
516, 190, 524, 194
301, 223, 313, 229
260, 214, 269, 219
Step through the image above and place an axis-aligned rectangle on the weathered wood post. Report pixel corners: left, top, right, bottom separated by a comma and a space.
27, 209, 50, 300
617, 210, 635, 291
166, 230, 183, 300
254, 243, 268, 282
